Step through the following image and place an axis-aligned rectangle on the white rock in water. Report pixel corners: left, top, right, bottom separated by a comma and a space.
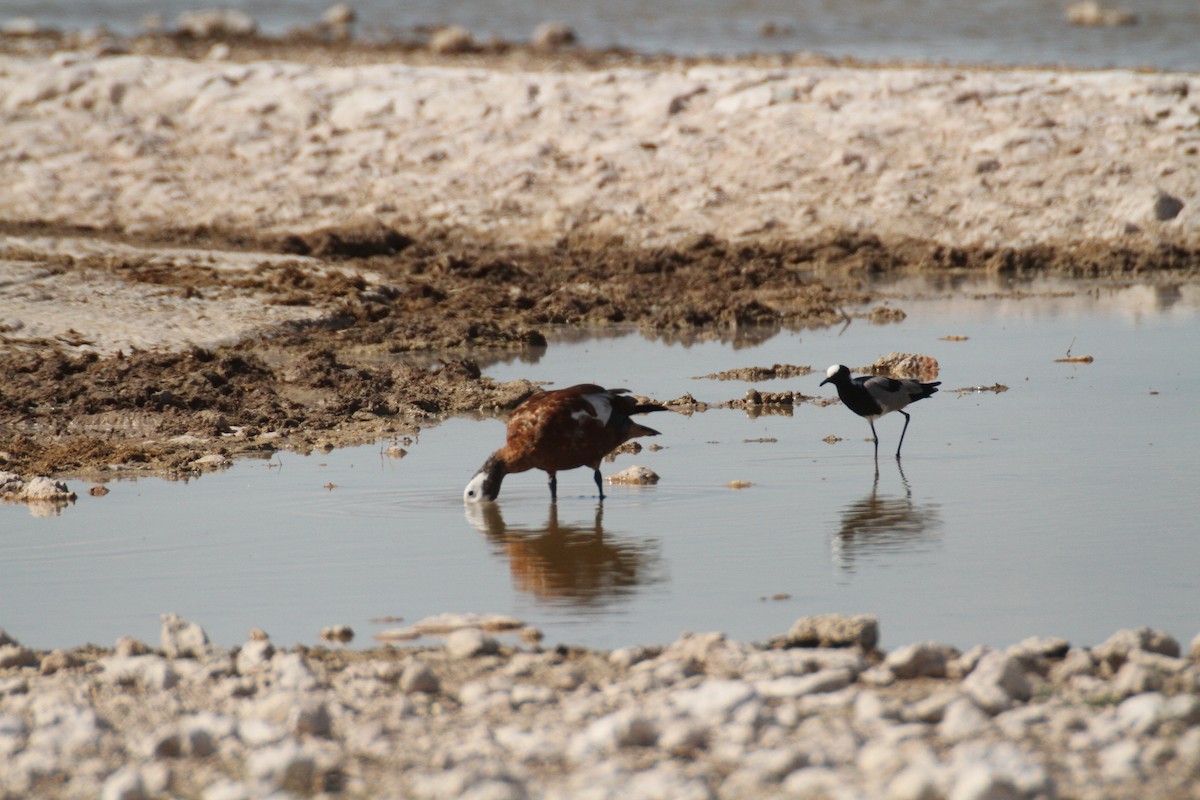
0, 471, 24, 496
605, 465, 660, 485
532, 22, 577, 51
178, 9, 258, 37
161, 612, 210, 658
17, 476, 76, 502
1066, 1, 1137, 26
412, 612, 524, 634
786, 613, 879, 649
429, 25, 476, 55
1, 18, 40, 36
321, 3, 356, 27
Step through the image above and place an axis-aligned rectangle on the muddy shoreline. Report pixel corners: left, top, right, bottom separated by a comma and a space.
0, 30, 1198, 480
3, 222, 1196, 487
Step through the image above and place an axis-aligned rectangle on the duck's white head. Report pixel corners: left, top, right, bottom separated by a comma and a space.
463, 455, 505, 503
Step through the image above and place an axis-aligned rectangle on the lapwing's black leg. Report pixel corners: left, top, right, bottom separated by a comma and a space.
548, 472, 558, 503
896, 411, 911, 459
870, 420, 879, 459
594, 469, 605, 501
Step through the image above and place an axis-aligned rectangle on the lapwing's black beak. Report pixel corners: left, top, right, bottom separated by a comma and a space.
819, 377, 831, 387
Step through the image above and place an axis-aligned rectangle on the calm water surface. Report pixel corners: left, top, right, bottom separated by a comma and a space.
1, 278, 1198, 652
6, 0, 1200, 71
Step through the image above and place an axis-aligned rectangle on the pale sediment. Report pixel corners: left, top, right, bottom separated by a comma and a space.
0, 45, 1197, 251
2, 614, 1199, 798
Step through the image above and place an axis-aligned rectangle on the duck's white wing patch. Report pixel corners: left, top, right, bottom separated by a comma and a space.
572, 392, 613, 425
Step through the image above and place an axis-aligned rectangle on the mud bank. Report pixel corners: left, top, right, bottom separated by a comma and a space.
1, 32, 1198, 484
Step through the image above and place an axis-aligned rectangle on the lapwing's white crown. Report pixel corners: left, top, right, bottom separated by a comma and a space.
826, 364, 842, 378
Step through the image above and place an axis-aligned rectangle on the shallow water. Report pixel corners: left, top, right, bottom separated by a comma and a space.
2, 277, 1199, 652
10, 0, 1200, 72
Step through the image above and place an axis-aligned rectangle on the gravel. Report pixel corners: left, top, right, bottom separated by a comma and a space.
2, 615, 1199, 798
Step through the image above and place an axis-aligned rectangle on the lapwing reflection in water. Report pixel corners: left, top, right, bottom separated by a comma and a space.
832, 462, 942, 572
464, 503, 662, 603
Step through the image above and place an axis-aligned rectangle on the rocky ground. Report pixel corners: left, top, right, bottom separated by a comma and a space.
2, 614, 1200, 799
1, 24, 1200, 798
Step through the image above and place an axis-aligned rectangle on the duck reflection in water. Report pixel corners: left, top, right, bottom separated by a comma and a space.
465, 503, 661, 603
832, 462, 942, 572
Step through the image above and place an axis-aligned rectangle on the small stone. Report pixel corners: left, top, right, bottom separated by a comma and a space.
1009, 635, 1070, 660
177, 8, 258, 37
321, 3, 356, 27
101, 655, 180, 690
201, 780, 252, 800
400, 662, 440, 694
100, 765, 146, 800
1153, 191, 1185, 221
948, 765, 1020, 800
447, 628, 499, 658
1112, 661, 1164, 697
1117, 692, 1165, 734
886, 642, 957, 679
532, 21, 577, 51
236, 639, 275, 673
1066, 1, 1137, 26
248, 628, 270, 641
785, 614, 879, 649
429, 25, 476, 55
161, 612, 210, 658
610, 645, 657, 670
272, 653, 318, 690
320, 624, 354, 643
1099, 739, 1141, 781
1093, 626, 1180, 668
23, 476, 77, 502
605, 465, 659, 485
939, 697, 992, 741
115, 636, 150, 657
0, 645, 38, 669
39, 650, 81, 675
961, 652, 1030, 714
247, 740, 316, 793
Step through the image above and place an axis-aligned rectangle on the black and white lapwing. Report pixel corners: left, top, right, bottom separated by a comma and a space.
820, 364, 940, 459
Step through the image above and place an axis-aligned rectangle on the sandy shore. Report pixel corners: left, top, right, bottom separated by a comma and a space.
1, 31, 1200, 798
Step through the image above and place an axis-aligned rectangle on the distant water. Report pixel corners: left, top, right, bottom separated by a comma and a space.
5, 0, 1200, 72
